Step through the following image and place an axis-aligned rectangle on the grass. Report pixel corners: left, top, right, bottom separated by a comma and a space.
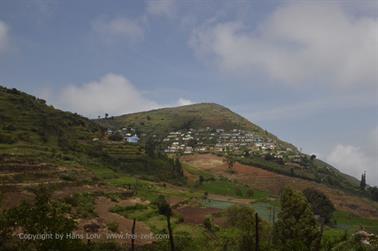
111, 204, 157, 221
195, 177, 269, 202
106, 222, 119, 233
89, 164, 119, 179
334, 211, 378, 234
183, 163, 214, 180
65, 192, 96, 218
108, 176, 138, 186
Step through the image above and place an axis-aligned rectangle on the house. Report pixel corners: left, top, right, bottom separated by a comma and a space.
127, 134, 140, 144
184, 146, 193, 154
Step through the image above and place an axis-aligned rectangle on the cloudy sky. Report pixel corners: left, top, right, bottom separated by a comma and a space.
0, 0, 377, 185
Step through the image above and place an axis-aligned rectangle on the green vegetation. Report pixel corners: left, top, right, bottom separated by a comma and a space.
0, 85, 186, 188
273, 188, 321, 251
64, 192, 96, 218
199, 178, 255, 199
334, 211, 378, 234
0, 188, 81, 251
95, 103, 293, 149
303, 188, 335, 224
111, 204, 155, 221
106, 222, 119, 233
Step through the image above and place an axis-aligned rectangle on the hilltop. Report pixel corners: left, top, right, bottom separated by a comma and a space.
96, 103, 296, 149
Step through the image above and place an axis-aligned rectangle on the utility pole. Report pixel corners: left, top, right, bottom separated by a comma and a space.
167, 215, 175, 251
131, 218, 136, 251
256, 213, 259, 251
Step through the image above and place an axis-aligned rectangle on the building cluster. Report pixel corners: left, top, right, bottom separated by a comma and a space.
162, 127, 287, 155
104, 126, 301, 161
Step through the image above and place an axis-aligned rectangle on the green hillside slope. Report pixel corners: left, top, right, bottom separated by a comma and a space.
0, 86, 185, 187
96, 103, 296, 150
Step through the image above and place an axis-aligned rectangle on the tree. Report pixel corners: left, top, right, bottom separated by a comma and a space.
0, 188, 82, 251
105, 113, 109, 119
273, 188, 321, 251
310, 154, 316, 161
198, 175, 204, 185
225, 205, 259, 251
368, 186, 378, 202
156, 196, 175, 251
145, 137, 156, 158
173, 158, 184, 177
303, 188, 335, 224
108, 133, 123, 141
360, 172, 366, 190
224, 154, 235, 169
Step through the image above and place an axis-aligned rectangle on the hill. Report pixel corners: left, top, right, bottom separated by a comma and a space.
0, 86, 185, 188
95, 103, 362, 193
96, 103, 296, 149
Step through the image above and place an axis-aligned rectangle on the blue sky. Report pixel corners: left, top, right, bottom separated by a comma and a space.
0, 0, 377, 184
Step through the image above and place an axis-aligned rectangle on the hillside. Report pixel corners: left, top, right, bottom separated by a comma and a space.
0, 86, 102, 149
0, 86, 185, 188
95, 103, 362, 193
96, 103, 296, 149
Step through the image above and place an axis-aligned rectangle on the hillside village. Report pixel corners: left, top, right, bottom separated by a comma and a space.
104, 126, 303, 163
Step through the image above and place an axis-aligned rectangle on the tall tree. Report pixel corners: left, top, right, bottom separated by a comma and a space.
303, 188, 335, 224
156, 196, 175, 251
360, 172, 366, 190
226, 205, 260, 251
273, 188, 321, 251
224, 154, 235, 169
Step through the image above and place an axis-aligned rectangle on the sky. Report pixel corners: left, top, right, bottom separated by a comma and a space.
0, 0, 377, 185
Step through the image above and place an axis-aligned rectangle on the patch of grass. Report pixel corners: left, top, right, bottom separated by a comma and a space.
145, 215, 167, 233
111, 204, 156, 221
334, 211, 378, 234
89, 164, 119, 180
109, 176, 138, 187
183, 163, 214, 180
65, 192, 96, 218
198, 178, 257, 199
106, 222, 119, 233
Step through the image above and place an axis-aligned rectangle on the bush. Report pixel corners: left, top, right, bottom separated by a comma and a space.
106, 222, 119, 233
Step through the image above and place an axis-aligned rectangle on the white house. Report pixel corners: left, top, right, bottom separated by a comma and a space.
127, 134, 140, 144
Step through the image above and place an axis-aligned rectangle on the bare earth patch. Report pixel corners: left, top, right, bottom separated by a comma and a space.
175, 207, 221, 225
181, 154, 378, 219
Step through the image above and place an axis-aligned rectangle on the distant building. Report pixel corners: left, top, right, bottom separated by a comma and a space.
127, 134, 140, 144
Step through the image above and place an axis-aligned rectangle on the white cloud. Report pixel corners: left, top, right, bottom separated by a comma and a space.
0, 20, 9, 52
190, 2, 378, 88
92, 17, 145, 43
56, 73, 158, 118
40, 73, 196, 118
146, 0, 176, 17
177, 98, 193, 106
326, 129, 378, 186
